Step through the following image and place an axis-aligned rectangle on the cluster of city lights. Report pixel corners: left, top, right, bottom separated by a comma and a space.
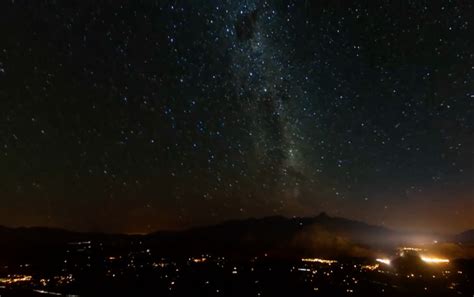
192, 257, 208, 263
361, 264, 379, 271
400, 247, 423, 252
153, 261, 168, 268
301, 258, 337, 264
0, 275, 32, 284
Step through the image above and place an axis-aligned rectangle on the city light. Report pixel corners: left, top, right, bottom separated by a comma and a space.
192, 257, 207, 263
301, 258, 337, 264
420, 256, 450, 264
399, 247, 423, 252
0, 275, 32, 284
361, 264, 379, 271
376, 258, 391, 265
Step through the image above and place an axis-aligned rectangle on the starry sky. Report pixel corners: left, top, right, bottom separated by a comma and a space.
0, 0, 473, 234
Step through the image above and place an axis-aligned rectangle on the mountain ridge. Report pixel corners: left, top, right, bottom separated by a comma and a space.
1, 212, 471, 240
1, 213, 473, 260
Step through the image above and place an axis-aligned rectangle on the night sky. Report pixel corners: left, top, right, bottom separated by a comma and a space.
0, 0, 472, 234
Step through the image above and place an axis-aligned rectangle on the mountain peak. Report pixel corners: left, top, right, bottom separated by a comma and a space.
316, 211, 329, 218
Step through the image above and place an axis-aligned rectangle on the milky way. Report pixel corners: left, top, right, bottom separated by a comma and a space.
229, 2, 310, 211
0, 0, 472, 233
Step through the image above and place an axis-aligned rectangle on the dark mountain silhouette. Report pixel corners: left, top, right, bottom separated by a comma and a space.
455, 229, 474, 243
1, 214, 472, 259
0, 225, 132, 246
144, 212, 402, 258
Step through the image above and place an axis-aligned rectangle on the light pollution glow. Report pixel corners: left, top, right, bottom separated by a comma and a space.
420, 256, 450, 264
376, 258, 391, 265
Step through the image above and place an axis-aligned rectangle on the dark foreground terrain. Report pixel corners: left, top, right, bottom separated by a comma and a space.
0, 240, 473, 297
1, 215, 473, 296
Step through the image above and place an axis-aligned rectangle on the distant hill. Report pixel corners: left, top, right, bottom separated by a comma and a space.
2, 214, 470, 259
0, 225, 131, 245
145, 212, 401, 258
0, 225, 82, 245
0, 225, 134, 263
455, 229, 474, 244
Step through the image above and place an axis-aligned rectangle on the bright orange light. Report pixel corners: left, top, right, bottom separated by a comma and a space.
376, 258, 391, 265
420, 256, 449, 264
